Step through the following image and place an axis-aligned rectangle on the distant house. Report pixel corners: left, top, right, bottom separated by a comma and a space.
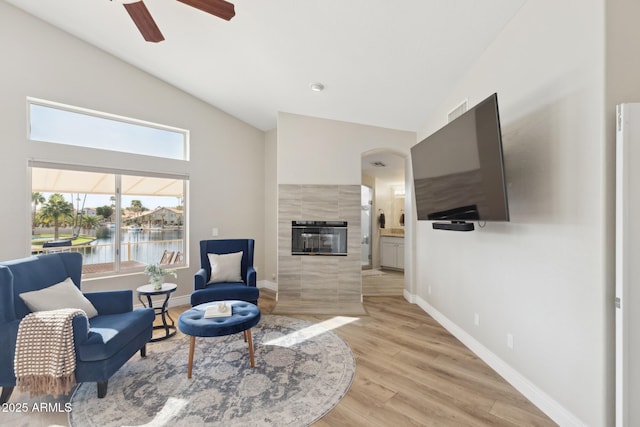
124, 207, 183, 227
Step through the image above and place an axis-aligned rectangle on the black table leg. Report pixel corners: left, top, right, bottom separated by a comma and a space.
139, 290, 176, 342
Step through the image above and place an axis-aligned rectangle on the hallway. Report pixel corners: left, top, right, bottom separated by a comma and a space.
362, 269, 404, 296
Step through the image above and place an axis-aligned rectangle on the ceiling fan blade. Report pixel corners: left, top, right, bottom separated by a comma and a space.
176, 0, 235, 21
124, 1, 165, 43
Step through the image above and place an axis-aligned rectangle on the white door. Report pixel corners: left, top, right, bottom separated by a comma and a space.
616, 103, 640, 427
361, 185, 373, 268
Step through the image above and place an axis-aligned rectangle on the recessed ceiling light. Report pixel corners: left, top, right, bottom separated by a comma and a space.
310, 83, 325, 92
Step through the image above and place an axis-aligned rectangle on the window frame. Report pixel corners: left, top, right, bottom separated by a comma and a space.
27, 97, 190, 161
29, 162, 189, 278
26, 97, 190, 278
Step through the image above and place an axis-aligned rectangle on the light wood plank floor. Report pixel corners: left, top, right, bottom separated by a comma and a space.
363, 268, 405, 296
183, 294, 555, 426
302, 296, 557, 426
2, 294, 557, 426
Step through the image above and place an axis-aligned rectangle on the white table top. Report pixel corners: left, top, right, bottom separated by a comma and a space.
136, 283, 177, 294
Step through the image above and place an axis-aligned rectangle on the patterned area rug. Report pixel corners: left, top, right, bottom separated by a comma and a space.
69, 315, 355, 427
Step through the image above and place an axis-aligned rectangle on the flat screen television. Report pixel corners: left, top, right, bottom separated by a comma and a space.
411, 93, 509, 231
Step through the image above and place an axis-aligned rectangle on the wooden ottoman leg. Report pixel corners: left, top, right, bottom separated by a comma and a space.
188, 336, 196, 379
246, 329, 255, 367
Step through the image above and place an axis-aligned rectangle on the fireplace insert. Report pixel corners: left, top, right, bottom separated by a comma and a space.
291, 220, 348, 256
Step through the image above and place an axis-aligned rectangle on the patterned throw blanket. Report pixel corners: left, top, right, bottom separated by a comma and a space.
14, 308, 87, 397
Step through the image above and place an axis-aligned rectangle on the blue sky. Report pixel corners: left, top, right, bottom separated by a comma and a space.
29, 103, 186, 160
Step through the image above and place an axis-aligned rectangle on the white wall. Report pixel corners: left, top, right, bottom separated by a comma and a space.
413, 0, 607, 425
263, 128, 278, 287
606, 1, 640, 425
0, 2, 266, 301
277, 112, 415, 185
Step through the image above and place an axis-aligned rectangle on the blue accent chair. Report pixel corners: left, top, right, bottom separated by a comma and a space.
191, 239, 259, 307
0, 252, 154, 402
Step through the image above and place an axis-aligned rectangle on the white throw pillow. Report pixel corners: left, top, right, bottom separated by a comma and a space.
208, 251, 243, 284
19, 277, 99, 318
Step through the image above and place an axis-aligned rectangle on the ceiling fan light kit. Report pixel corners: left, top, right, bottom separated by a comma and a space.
121, 0, 235, 43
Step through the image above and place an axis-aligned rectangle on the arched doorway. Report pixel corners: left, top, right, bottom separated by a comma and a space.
361, 150, 407, 296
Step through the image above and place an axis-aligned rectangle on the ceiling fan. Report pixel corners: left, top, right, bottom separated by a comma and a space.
118, 0, 235, 43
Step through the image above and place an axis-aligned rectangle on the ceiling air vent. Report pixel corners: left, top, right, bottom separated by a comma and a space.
447, 99, 468, 122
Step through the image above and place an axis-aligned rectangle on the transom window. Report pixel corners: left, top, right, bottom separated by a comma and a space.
28, 98, 188, 160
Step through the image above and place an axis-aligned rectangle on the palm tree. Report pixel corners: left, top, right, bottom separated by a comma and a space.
109, 196, 116, 222
31, 192, 45, 233
40, 193, 74, 240
129, 200, 147, 226
96, 206, 114, 222
71, 193, 87, 238
80, 214, 102, 232
130, 200, 144, 216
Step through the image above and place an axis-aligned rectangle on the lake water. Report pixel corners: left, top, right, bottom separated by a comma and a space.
83, 228, 184, 265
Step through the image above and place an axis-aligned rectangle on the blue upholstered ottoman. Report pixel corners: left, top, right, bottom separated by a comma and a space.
178, 300, 261, 378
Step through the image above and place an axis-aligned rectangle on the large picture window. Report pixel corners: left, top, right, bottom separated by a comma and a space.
27, 98, 189, 277
30, 166, 187, 276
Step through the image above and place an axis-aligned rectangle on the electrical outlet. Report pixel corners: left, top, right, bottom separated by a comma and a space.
211, 227, 219, 237
272, 273, 276, 280
507, 333, 514, 349
428, 286, 432, 295
474, 313, 480, 326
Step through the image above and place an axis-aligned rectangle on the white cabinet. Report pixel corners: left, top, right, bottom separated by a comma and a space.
380, 236, 404, 270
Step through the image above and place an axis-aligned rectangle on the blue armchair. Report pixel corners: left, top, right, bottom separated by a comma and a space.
192, 239, 259, 306
0, 252, 154, 402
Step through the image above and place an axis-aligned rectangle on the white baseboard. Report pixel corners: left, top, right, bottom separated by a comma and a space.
257, 280, 277, 291
410, 293, 586, 427
403, 288, 416, 303
167, 294, 191, 307
134, 293, 190, 310
134, 283, 278, 310
133, 280, 278, 308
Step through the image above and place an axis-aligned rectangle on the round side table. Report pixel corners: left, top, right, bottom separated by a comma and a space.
137, 283, 178, 342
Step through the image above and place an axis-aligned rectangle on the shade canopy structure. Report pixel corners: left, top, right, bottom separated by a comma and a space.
31, 167, 185, 197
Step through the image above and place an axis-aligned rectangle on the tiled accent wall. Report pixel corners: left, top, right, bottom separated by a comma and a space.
278, 184, 362, 304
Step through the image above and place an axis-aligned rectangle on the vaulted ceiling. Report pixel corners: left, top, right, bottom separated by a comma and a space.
5, 0, 525, 131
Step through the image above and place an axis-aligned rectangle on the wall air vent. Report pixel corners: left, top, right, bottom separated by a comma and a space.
447, 99, 468, 122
